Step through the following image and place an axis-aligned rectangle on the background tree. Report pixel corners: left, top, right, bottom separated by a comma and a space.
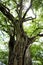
0, 0, 43, 65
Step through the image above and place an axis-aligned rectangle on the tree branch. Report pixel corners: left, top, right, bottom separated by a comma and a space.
13, 0, 17, 4
0, 28, 9, 34
19, 0, 23, 18
22, 0, 32, 19
31, 27, 43, 36
16, 0, 23, 19
22, 17, 36, 22
37, 34, 43, 37
0, 3, 17, 24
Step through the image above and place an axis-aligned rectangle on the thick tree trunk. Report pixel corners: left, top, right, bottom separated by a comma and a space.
8, 21, 32, 65
8, 34, 32, 65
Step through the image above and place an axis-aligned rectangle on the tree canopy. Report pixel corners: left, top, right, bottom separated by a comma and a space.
0, 0, 43, 37
0, 0, 43, 65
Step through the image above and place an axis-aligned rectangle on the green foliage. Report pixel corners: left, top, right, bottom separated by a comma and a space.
0, 32, 9, 65
23, 20, 43, 37
32, 0, 43, 10
0, 51, 8, 65
30, 43, 43, 65
0, 0, 43, 36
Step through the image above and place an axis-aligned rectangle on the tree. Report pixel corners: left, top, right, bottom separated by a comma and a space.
0, 0, 43, 65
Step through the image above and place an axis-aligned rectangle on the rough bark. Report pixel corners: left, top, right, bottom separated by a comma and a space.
8, 21, 33, 65
8, 35, 32, 65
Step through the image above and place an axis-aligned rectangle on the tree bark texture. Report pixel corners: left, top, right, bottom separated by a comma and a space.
8, 22, 32, 65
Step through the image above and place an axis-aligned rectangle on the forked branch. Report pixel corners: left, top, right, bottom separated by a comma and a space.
22, 0, 32, 19
0, 3, 17, 24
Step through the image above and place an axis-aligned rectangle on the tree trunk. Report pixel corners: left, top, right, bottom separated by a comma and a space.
8, 22, 32, 65
8, 34, 32, 65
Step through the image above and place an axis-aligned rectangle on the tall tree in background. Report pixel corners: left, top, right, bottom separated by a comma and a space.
0, 0, 43, 65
